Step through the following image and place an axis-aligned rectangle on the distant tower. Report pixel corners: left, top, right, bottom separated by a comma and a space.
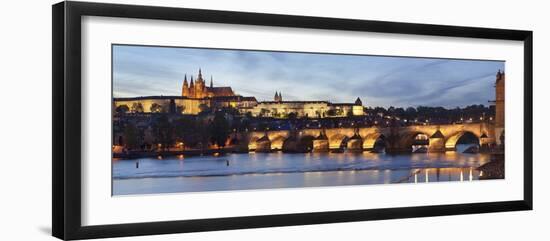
210, 75, 213, 88
274, 91, 282, 102
495, 70, 505, 145
354, 97, 363, 106
352, 97, 364, 116
181, 74, 189, 97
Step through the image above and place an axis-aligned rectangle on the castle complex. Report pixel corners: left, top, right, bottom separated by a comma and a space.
113, 69, 365, 118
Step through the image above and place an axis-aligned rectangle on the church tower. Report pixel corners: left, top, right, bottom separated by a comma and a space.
181, 74, 189, 97
273, 91, 282, 102
352, 97, 364, 116
354, 97, 362, 106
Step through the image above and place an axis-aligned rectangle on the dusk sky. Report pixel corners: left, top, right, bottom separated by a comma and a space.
113, 45, 504, 108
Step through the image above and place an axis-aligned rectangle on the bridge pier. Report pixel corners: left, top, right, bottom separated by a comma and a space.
254, 135, 272, 152
385, 147, 412, 153
281, 138, 298, 152
312, 139, 329, 152
347, 139, 363, 152
427, 130, 445, 152
254, 144, 271, 152
428, 139, 445, 152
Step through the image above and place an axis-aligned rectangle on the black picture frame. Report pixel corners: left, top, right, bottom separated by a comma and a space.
52, 1, 533, 240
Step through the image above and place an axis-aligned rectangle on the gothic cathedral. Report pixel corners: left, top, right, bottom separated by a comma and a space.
181, 69, 236, 98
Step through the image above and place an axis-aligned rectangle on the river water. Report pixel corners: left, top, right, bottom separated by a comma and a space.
113, 144, 492, 195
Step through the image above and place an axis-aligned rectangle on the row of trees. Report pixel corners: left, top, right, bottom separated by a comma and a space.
256, 108, 354, 119
115, 102, 187, 114
120, 111, 231, 151
116, 103, 493, 121
367, 104, 494, 121
115, 103, 144, 113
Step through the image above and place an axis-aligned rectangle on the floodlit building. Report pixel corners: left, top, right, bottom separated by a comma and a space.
113, 68, 365, 118
249, 92, 364, 118
114, 69, 256, 115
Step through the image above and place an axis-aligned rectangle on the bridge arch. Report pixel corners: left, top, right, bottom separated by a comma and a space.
445, 131, 480, 151
373, 135, 387, 152
329, 133, 349, 150
270, 135, 286, 151
398, 131, 431, 153
297, 135, 315, 152
363, 133, 384, 149
312, 134, 329, 152
347, 133, 364, 151
247, 136, 260, 151
363, 133, 388, 153
279, 134, 317, 153
227, 136, 240, 146
248, 135, 272, 152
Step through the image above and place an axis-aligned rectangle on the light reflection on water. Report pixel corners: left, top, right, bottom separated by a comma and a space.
114, 151, 488, 179
113, 144, 494, 195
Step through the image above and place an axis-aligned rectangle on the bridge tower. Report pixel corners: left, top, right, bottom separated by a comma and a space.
495, 70, 505, 146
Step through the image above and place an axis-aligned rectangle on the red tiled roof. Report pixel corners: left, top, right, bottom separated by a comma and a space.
207, 87, 234, 96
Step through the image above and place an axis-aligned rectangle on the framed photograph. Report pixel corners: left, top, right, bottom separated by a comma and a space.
52, 1, 533, 240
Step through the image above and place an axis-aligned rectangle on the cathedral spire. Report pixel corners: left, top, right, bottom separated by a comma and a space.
182, 74, 189, 96
273, 91, 283, 102
190, 76, 194, 87
198, 68, 203, 80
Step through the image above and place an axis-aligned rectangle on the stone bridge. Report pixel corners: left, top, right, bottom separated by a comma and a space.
229, 123, 496, 153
